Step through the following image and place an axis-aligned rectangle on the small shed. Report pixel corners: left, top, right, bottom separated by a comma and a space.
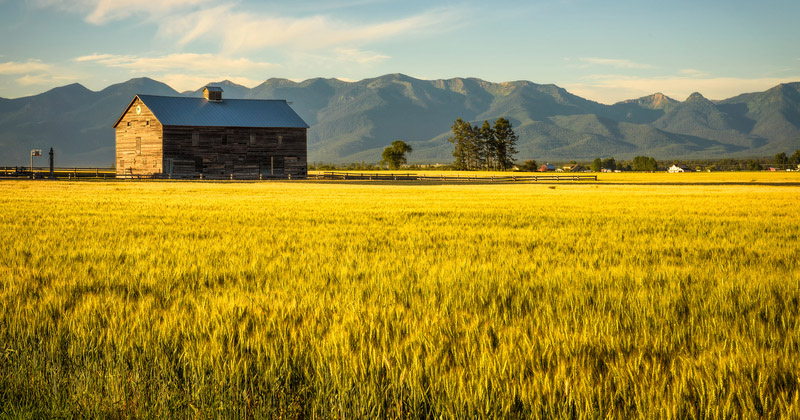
114, 86, 309, 179
561, 164, 584, 172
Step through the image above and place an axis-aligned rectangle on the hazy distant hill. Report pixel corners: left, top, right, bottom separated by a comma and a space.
0, 78, 178, 166
1, 75, 798, 166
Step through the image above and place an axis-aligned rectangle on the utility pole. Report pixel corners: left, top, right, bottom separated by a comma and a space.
49, 148, 54, 178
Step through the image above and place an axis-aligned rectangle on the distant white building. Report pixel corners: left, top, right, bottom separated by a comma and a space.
668, 164, 693, 173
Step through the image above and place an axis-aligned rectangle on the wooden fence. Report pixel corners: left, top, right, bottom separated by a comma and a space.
313, 171, 598, 182
1, 168, 598, 182
1, 167, 116, 179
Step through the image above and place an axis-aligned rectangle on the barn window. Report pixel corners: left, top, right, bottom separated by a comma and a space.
126, 122, 131, 127
222, 134, 228, 145
278, 135, 283, 146
146, 119, 150, 127
136, 137, 142, 155
249, 134, 256, 145
192, 132, 199, 147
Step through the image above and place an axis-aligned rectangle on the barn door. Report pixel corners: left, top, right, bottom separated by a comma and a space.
163, 158, 173, 176
260, 157, 284, 177
273, 156, 285, 175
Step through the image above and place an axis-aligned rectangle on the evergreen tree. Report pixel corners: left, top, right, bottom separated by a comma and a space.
448, 119, 471, 170
789, 149, 800, 166
466, 123, 483, 170
775, 152, 789, 166
493, 118, 518, 171
479, 121, 496, 170
449, 117, 518, 170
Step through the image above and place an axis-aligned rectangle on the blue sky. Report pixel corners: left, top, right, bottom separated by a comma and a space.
1, 0, 798, 103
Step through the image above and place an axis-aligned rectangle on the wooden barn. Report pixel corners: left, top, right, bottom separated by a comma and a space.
114, 86, 309, 179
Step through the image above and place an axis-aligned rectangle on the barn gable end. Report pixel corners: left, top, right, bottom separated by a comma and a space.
115, 96, 164, 177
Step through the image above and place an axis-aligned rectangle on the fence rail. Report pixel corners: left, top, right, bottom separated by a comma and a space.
1, 167, 116, 179
1, 168, 599, 182
313, 171, 598, 182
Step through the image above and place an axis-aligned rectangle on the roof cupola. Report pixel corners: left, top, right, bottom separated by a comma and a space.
203, 86, 223, 102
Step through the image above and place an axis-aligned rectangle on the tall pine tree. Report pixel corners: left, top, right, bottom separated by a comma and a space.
493, 118, 518, 171
448, 118, 470, 170
479, 121, 496, 171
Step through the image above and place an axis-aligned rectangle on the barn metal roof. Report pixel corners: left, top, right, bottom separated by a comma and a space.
119, 95, 309, 128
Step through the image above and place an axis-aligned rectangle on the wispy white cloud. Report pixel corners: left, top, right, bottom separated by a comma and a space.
35, 0, 455, 53
75, 52, 275, 73
74, 53, 115, 62
74, 52, 275, 91
564, 74, 800, 104
679, 68, 711, 77
334, 48, 389, 64
32, 0, 214, 24
161, 5, 455, 52
0, 59, 53, 75
578, 57, 653, 69
0, 59, 75, 87
15, 73, 74, 86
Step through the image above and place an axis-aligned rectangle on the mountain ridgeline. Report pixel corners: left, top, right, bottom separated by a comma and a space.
1, 74, 799, 166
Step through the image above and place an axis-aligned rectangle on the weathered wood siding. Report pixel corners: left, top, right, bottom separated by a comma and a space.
162, 126, 307, 179
115, 98, 163, 177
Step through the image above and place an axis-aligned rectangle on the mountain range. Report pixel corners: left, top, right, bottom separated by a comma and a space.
1, 74, 799, 166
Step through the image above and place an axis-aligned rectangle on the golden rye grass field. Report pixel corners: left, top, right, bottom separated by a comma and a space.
1, 174, 799, 418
